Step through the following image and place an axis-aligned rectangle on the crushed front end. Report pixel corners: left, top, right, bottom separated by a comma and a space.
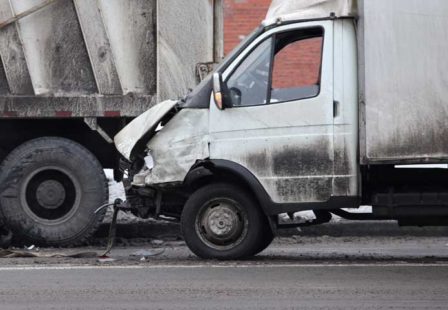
114, 98, 210, 221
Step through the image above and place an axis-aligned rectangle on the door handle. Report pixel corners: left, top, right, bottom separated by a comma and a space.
333, 100, 340, 118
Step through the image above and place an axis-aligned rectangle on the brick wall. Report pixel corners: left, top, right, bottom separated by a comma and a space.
224, 0, 271, 55
224, 0, 320, 86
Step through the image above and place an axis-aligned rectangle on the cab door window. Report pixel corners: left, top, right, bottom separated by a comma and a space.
225, 27, 324, 107
271, 30, 323, 103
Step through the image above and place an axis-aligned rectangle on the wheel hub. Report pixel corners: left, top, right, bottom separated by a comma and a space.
207, 206, 239, 237
35, 180, 66, 209
197, 199, 247, 249
21, 167, 80, 222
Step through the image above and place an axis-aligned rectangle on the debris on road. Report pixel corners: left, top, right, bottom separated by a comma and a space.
0, 249, 97, 258
97, 257, 116, 263
25, 245, 36, 251
130, 248, 165, 259
150, 239, 164, 246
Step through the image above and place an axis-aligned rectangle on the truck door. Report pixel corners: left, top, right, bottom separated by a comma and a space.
209, 21, 334, 205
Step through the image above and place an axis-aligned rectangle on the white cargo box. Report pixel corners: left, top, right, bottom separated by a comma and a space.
359, 0, 448, 164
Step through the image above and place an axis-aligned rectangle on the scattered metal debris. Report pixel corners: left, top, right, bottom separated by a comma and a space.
97, 256, 116, 263
150, 239, 164, 246
130, 248, 165, 259
0, 249, 97, 258
25, 245, 36, 251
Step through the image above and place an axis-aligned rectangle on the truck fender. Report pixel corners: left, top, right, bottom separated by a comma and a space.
184, 159, 274, 216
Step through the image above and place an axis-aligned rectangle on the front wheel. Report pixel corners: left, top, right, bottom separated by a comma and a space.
181, 183, 270, 260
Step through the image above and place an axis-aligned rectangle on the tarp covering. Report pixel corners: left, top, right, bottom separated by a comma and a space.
265, 0, 357, 24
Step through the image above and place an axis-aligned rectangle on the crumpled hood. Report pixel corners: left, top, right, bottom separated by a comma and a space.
114, 100, 178, 160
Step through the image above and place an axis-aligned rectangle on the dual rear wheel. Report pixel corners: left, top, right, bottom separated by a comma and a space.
0, 137, 108, 246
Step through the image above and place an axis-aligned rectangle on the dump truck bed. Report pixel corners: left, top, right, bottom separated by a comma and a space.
0, 0, 221, 118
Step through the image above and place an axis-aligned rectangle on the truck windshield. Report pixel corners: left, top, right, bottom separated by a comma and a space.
216, 25, 265, 73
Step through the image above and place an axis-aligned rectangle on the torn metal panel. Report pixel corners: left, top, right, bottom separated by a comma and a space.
10, 0, 96, 95
114, 100, 178, 160
144, 109, 210, 185
0, 0, 34, 95
98, 0, 156, 95
265, 0, 357, 25
157, 0, 214, 101
361, 0, 448, 163
73, 0, 122, 95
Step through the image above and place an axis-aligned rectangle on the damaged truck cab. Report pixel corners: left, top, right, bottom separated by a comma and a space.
115, 0, 448, 259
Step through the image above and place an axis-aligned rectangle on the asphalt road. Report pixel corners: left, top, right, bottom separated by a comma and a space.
1, 263, 447, 310
0, 237, 447, 309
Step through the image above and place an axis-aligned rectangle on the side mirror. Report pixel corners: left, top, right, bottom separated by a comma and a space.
212, 72, 227, 110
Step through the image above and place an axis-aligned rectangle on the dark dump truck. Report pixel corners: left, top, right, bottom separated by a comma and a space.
0, 0, 223, 246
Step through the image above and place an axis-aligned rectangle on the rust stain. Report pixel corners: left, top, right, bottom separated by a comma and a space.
55, 111, 72, 117
104, 111, 121, 117
0, 111, 17, 117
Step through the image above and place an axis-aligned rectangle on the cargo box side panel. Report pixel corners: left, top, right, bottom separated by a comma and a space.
362, 0, 448, 163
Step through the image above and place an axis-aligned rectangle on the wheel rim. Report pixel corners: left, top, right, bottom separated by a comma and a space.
20, 166, 81, 225
195, 198, 248, 251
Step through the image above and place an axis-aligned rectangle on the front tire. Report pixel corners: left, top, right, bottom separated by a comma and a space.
0, 137, 108, 246
181, 183, 269, 260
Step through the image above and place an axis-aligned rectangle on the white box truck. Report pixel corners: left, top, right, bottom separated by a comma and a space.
0, 0, 222, 246
114, 0, 448, 259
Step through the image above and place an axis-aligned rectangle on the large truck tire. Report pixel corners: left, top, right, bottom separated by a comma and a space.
181, 183, 270, 260
0, 137, 108, 246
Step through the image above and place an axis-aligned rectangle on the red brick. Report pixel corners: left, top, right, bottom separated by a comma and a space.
224, 0, 321, 87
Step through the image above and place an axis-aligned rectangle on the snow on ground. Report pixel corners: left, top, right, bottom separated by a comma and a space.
104, 169, 140, 223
